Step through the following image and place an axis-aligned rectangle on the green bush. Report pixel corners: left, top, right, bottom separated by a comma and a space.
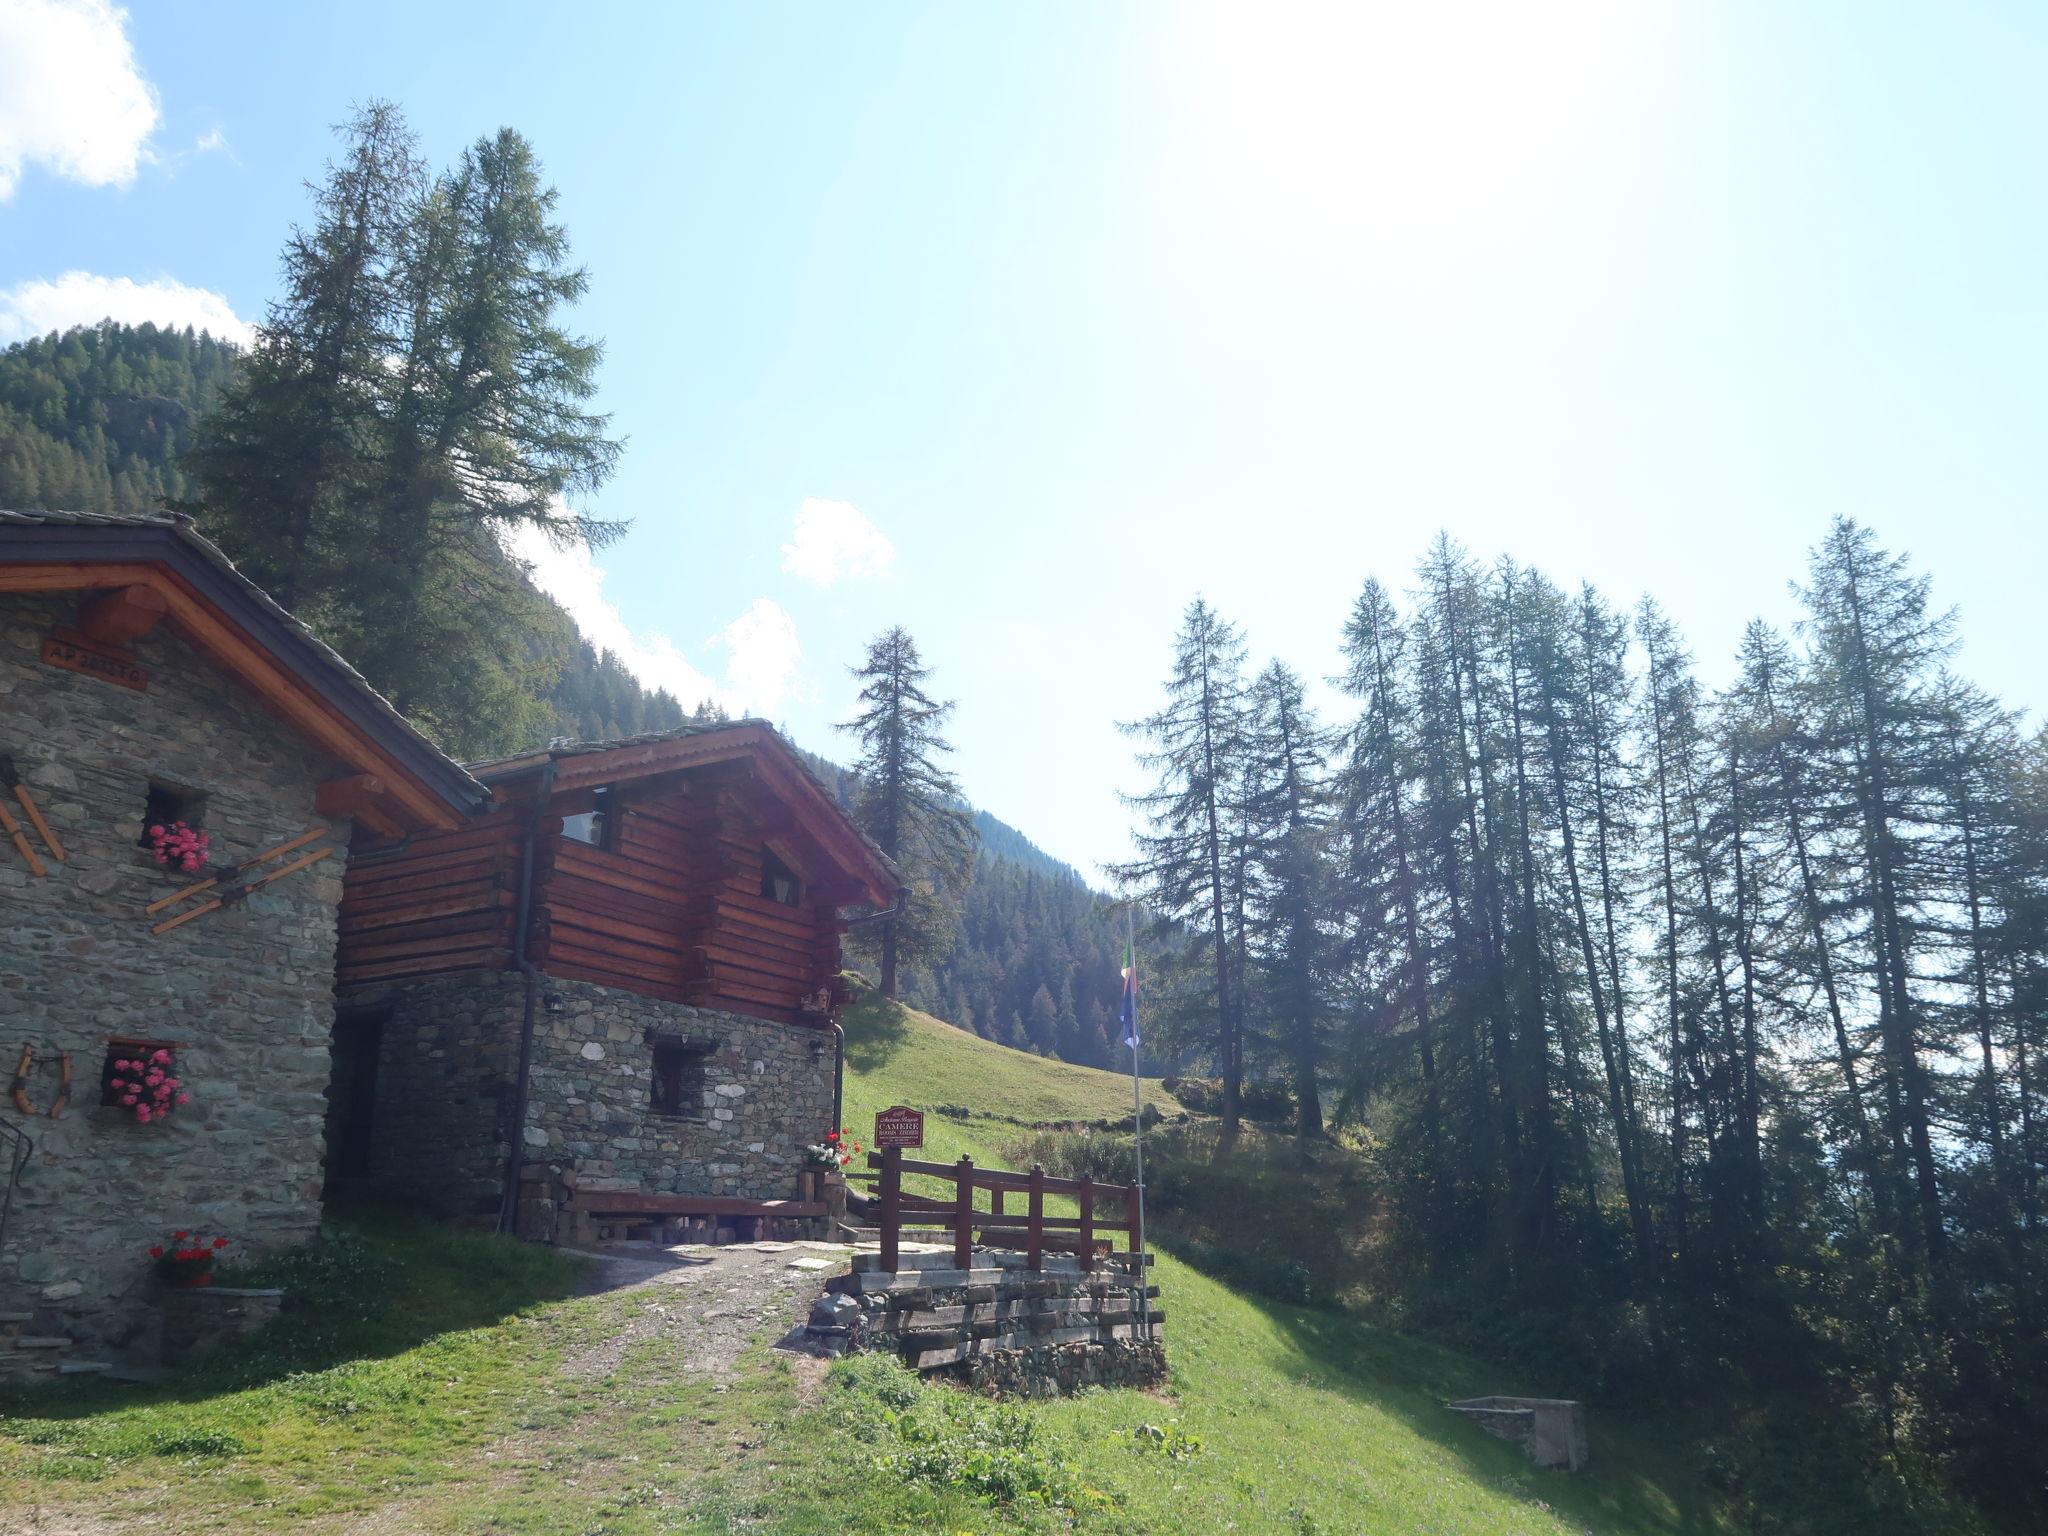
1160, 1076, 1293, 1122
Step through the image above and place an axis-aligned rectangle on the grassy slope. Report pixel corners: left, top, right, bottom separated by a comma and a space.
828, 991, 1728, 1536
0, 996, 1731, 1534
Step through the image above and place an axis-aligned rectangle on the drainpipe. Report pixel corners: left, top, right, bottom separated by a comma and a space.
828, 882, 908, 1142
495, 759, 558, 1235
830, 1020, 845, 1138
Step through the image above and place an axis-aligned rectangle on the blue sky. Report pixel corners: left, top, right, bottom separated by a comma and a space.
3, 2, 2043, 873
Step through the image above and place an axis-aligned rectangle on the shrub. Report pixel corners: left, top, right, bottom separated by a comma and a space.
214, 1227, 391, 1309
1161, 1076, 1293, 1122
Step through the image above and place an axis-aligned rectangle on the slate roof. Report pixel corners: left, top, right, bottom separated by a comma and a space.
0, 507, 487, 815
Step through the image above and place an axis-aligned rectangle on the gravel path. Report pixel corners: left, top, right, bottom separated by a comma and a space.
561, 1239, 851, 1382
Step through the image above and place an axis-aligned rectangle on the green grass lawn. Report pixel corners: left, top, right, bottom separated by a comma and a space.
0, 990, 1745, 1534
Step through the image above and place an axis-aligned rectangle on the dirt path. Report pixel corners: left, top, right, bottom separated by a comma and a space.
562, 1238, 849, 1390
9, 1239, 857, 1536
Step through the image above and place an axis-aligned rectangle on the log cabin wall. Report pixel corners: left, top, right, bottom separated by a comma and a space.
334, 811, 522, 989
336, 764, 851, 1021
526, 774, 848, 1022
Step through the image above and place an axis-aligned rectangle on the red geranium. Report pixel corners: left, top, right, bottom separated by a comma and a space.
150, 1231, 229, 1287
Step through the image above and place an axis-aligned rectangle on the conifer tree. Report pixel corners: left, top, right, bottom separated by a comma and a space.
839, 627, 974, 998
1116, 598, 1250, 1138
1241, 661, 1333, 1138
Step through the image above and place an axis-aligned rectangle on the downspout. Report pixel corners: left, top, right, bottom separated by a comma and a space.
833, 883, 909, 1140
496, 758, 558, 1235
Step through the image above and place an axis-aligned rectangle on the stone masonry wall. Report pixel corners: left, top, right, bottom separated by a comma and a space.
339, 970, 525, 1219
342, 971, 836, 1217
0, 591, 352, 1358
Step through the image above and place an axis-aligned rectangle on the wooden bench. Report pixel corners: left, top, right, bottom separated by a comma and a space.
562, 1189, 827, 1246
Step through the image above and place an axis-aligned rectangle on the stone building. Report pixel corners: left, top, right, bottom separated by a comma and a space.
0, 510, 483, 1370
330, 722, 903, 1234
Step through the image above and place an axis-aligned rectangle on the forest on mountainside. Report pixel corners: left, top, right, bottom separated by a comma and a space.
0, 322, 238, 515
0, 320, 692, 750
1118, 523, 2047, 1525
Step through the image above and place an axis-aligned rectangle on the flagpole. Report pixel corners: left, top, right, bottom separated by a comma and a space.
1125, 905, 1151, 1336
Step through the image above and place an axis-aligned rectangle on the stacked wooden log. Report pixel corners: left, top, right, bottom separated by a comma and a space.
336, 770, 849, 1021
817, 1247, 1163, 1373
336, 813, 521, 987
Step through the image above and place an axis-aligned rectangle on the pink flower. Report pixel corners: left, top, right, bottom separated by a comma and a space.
176, 1093, 190, 1105
135, 1106, 151, 1122
122, 1094, 138, 1106
152, 1050, 171, 1064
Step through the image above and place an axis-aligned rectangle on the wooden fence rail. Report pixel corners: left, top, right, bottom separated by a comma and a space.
865, 1148, 1141, 1275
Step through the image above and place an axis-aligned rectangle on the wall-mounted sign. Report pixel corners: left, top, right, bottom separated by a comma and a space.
874, 1104, 924, 1149
42, 630, 148, 691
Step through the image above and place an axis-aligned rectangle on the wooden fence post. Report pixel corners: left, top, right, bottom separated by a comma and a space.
1027, 1163, 1045, 1272
953, 1155, 974, 1270
1079, 1176, 1095, 1266
880, 1145, 902, 1274
1127, 1181, 1141, 1255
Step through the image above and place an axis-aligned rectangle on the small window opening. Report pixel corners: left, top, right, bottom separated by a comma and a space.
650, 1039, 713, 1119
138, 781, 205, 849
561, 786, 615, 849
761, 847, 801, 907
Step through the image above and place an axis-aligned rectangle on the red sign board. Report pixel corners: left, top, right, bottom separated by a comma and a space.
42, 630, 148, 691
874, 1105, 924, 1149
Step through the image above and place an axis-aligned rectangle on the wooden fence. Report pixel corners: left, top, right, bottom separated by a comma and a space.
864, 1147, 1141, 1275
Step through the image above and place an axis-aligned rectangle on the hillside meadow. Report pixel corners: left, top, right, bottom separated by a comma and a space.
0, 989, 1788, 1534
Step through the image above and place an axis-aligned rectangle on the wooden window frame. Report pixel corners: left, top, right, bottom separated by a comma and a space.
760, 844, 803, 908
560, 785, 618, 851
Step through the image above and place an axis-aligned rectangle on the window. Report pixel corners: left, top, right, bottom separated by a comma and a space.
138, 780, 205, 849
99, 1037, 178, 1108
650, 1039, 712, 1119
561, 786, 615, 849
760, 847, 801, 907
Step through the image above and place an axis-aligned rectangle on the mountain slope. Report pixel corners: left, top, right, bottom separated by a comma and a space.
828, 986, 1732, 1536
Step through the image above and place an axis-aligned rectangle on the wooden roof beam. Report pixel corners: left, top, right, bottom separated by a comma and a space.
78, 583, 168, 645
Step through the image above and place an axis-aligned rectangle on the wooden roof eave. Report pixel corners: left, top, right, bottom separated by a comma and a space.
0, 556, 477, 832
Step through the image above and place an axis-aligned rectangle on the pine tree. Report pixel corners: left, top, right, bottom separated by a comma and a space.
839, 627, 974, 998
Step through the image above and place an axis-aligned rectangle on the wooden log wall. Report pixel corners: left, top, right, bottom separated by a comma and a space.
528, 784, 843, 1018
336, 770, 849, 1021
335, 813, 522, 987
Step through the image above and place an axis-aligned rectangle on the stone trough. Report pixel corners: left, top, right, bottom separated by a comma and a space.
1445, 1395, 1589, 1471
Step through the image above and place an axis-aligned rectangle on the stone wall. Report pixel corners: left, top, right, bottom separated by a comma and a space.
340, 970, 836, 1217
813, 1247, 1166, 1397
0, 591, 351, 1362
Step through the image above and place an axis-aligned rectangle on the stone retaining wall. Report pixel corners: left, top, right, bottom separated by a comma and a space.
809, 1248, 1166, 1397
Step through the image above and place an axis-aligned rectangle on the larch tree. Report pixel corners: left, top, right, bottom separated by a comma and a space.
839, 626, 974, 1000
1116, 597, 1250, 1139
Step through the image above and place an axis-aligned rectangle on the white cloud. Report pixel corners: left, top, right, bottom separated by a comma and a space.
510, 522, 804, 718
0, 0, 160, 199
708, 598, 803, 713
0, 271, 255, 345
779, 497, 895, 586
